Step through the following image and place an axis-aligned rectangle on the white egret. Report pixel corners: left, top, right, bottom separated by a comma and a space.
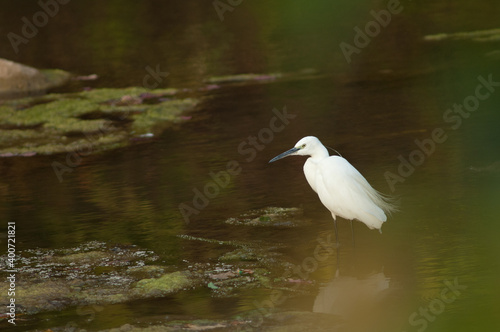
269, 136, 396, 266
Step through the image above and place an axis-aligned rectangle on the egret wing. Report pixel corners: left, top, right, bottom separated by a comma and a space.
315, 156, 387, 230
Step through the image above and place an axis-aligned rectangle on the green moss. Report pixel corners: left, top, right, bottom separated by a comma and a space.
0, 281, 72, 314
45, 118, 109, 133
131, 98, 197, 135
219, 248, 259, 262
81, 87, 177, 103
205, 73, 282, 84
39, 69, 72, 88
0, 87, 196, 155
54, 250, 110, 264
0, 129, 46, 143
127, 265, 165, 279
134, 271, 192, 296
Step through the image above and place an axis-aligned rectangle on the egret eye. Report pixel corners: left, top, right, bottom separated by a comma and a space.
301, 144, 306, 149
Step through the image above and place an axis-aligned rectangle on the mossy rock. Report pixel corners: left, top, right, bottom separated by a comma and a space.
0, 242, 165, 314
134, 271, 193, 296
0, 58, 71, 97
0, 87, 197, 156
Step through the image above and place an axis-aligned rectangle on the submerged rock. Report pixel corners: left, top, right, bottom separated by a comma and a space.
94, 310, 341, 331
205, 73, 282, 84
224, 207, 311, 227
204, 69, 320, 86
178, 234, 310, 299
0, 236, 304, 316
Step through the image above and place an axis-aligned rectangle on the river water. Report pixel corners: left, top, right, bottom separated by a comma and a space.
0, 0, 499, 331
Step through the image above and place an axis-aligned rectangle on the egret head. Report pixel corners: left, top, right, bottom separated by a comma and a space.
269, 136, 325, 163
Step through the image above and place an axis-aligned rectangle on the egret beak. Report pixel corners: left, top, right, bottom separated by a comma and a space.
269, 147, 300, 163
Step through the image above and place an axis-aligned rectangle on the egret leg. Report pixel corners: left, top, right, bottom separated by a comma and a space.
350, 220, 357, 275
333, 219, 340, 275
349, 220, 355, 249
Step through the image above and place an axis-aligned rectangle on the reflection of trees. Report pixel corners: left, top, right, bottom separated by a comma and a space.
0, 146, 188, 255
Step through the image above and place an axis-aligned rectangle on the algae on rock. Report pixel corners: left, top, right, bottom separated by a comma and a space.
0, 87, 197, 156
134, 271, 193, 297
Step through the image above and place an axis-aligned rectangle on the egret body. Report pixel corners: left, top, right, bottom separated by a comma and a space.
269, 136, 395, 245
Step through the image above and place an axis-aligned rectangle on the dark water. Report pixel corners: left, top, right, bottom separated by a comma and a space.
1, 0, 500, 331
